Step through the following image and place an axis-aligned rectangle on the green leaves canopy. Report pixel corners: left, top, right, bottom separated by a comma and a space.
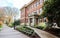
43, 0, 60, 26
13, 20, 20, 26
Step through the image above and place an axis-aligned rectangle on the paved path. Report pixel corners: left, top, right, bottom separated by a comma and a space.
27, 26, 59, 38
0, 25, 30, 38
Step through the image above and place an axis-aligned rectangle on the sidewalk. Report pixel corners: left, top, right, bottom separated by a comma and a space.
27, 26, 59, 38
0, 25, 30, 38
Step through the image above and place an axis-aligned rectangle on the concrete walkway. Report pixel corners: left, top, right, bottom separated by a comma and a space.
0, 25, 30, 38
27, 26, 59, 38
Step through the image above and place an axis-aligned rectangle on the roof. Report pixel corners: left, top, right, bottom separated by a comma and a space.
25, 0, 35, 7
20, 4, 26, 10
20, 0, 35, 10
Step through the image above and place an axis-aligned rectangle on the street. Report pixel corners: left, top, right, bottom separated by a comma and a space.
0, 24, 30, 38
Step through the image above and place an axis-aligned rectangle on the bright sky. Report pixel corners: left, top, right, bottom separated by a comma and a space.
0, 0, 31, 9
0, 0, 31, 19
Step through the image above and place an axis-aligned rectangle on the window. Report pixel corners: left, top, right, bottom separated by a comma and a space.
37, 1, 40, 6
29, 6, 32, 11
36, 2, 37, 7
30, 6, 32, 9
40, 8, 43, 14
28, 7, 30, 11
30, 5, 33, 9
44, 0, 47, 2
28, 7, 30, 9
35, 11, 37, 14
30, 18, 32, 23
39, 0, 40, 4
32, 5, 34, 8
40, 0, 43, 4
37, 10, 40, 14
33, 11, 37, 15
36, 18, 38, 24
34, 2, 37, 7
34, 4, 36, 7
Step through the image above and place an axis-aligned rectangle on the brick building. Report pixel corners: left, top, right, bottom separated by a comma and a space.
20, 0, 48, 26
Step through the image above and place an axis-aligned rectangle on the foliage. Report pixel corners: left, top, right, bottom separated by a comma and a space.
43, 0, 60, 27
13, 20, 20, 26
36, 22, 47, 30
8, 20, 20, 28
9, 23, 14, 27
4, 7, 19, 16
16, 26, 34, 36
0, 25, 2, 28
0, 25, 2, 31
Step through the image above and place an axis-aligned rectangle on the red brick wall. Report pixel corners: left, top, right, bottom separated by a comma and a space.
21, 8, 25, 23
20, 0, 44, 23
27, 0, 44, 14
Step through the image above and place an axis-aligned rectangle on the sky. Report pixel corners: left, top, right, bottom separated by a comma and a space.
0, 0, 31, 19
0, 0, 31, 9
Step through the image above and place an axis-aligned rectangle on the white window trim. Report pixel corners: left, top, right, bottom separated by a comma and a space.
40, 8, 43, 14
37, 10, 40, 14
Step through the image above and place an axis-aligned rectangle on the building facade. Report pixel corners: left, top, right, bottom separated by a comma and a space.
20, 0, 48, 26
20, 5, 28, 25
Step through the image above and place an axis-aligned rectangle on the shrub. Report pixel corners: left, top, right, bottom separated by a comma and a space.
13, 20, 20, 26
36, 22, 47, 30
0, 25, 2, 28
16, 26, 35, 36
0, 25, 2, 31
9, 23, 14, 27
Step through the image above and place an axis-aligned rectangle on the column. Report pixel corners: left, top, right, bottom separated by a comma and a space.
28, 18, 30, 26
38, 18, 40, 25
32, 17, 36, 26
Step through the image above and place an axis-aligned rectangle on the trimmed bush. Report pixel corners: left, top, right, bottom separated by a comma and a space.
16, 26, 35, 36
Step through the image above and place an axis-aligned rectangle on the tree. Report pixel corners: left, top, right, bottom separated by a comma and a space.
13, 20, 20, 29
13, 20, 20, 25
43, 0, 60, 27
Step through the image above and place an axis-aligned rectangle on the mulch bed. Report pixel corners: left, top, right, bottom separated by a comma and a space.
45, 28, 60, 37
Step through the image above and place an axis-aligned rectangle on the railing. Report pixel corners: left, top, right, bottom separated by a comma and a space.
28, 12, 40, 16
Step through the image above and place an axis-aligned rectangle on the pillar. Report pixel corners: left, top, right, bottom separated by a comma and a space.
32, 17, 36, 26
28, 18, 30, 26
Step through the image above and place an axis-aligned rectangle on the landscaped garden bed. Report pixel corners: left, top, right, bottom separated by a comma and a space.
0, 25, 2, 28
8, 23, 14, 28
45, 28, 60, 37
0, 25, 2, 31
16, 26, 40, 38
34, 22, 48, 30
16, 26, 34, 35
